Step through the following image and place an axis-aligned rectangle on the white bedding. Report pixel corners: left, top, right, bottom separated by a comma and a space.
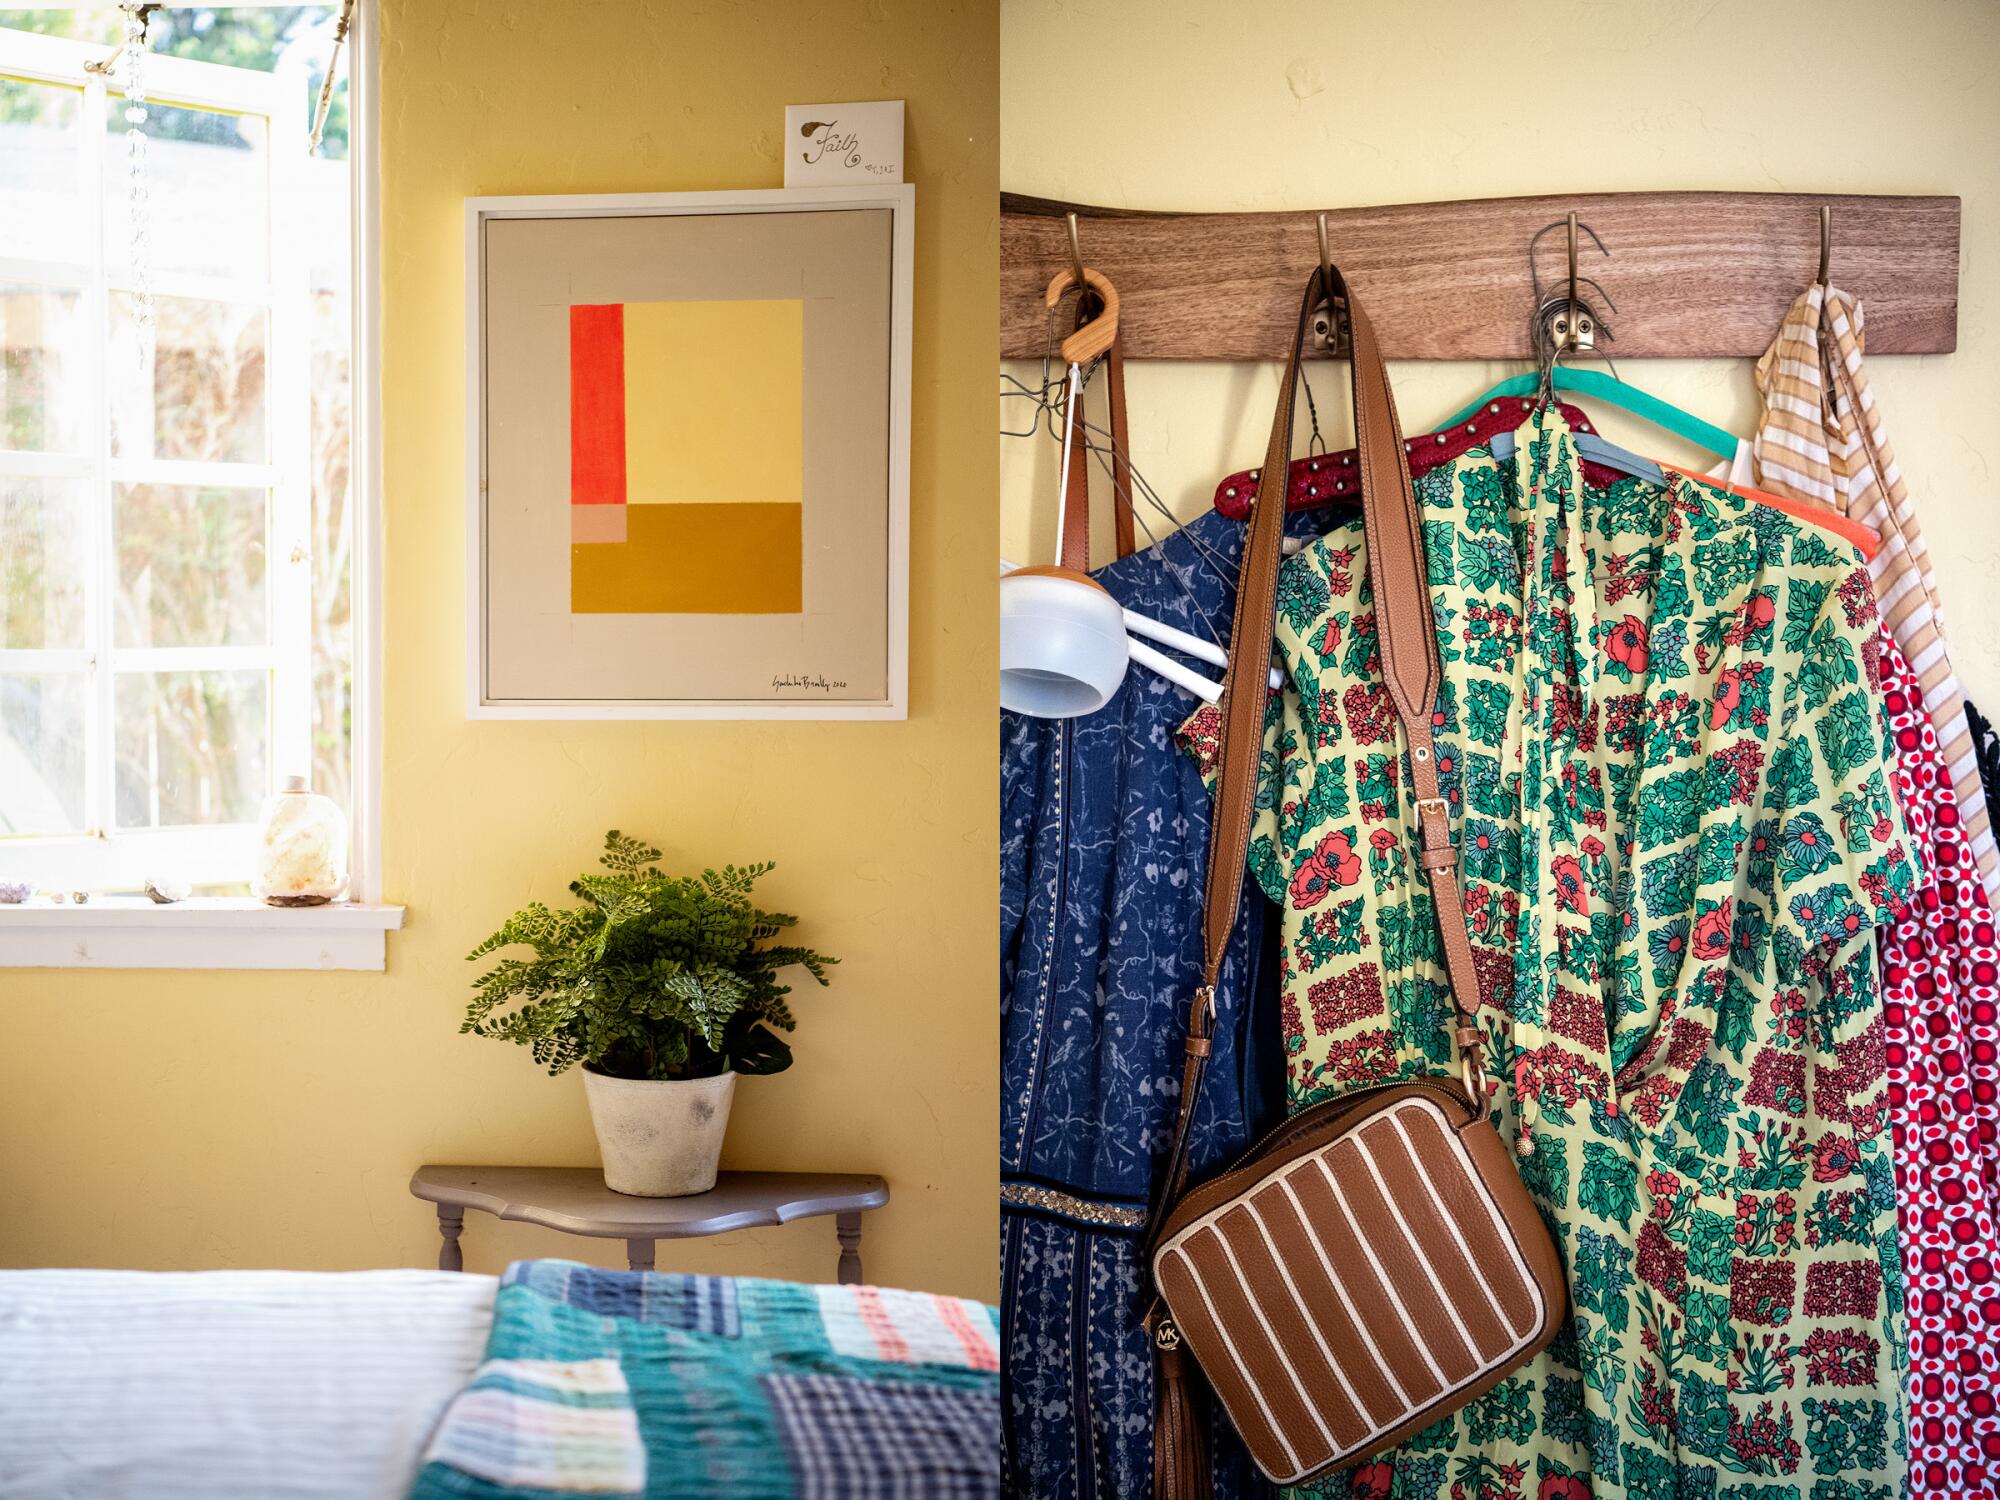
0, 1268, 496, 1500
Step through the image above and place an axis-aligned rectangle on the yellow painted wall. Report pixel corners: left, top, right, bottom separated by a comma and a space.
0, 0, 999, 1300
1001, 0, 2000, 702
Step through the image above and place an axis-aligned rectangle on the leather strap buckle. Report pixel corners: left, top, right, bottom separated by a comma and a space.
1192, 984, 1215, 1029
1415, 796, 1449, 820
1460, 1046, 1488, 1108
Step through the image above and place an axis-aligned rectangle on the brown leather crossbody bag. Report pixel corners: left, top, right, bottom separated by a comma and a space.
1144, 265, 1568, 1494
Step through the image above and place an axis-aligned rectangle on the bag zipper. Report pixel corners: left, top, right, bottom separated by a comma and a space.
1156, 1077, 1477, 1239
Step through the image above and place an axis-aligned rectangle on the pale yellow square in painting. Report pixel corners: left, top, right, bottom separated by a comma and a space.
621, 299, 804, 505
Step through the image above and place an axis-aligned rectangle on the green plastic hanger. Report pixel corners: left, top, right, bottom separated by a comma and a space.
1442, 366, 1739, 463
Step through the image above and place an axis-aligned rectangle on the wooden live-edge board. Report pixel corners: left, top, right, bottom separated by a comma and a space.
1000, 191, 1960, 361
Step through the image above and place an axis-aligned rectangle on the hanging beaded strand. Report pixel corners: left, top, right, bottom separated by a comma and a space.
119, 2, 154, 376
308, 1, 358, 155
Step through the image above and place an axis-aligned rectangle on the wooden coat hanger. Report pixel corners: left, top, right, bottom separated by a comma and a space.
1043, 212, 1121, 365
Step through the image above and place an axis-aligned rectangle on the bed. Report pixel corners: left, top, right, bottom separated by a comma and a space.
0, 1261, 1000, 1500
0, 1268, 496, 1499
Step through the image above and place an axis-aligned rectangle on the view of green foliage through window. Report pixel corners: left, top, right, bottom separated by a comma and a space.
0, 6, 353, 891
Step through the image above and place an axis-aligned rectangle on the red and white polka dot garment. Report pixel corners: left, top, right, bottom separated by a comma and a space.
1877, 620, 2000, 1494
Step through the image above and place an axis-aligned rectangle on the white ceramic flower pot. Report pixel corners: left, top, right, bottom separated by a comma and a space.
581, 1068, 736, 1197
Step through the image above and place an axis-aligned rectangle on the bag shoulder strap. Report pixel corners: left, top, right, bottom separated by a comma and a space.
1145, 269, 1489, 1252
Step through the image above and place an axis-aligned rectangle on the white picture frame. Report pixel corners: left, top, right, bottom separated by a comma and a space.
464, 185, 914, 720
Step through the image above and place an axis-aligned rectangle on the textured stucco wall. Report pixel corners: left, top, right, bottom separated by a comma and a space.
1000, 0, 2000, 701
0, 0, 1000, 1300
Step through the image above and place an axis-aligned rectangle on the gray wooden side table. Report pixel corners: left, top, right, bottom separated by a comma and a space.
409, 1166, 890, 1283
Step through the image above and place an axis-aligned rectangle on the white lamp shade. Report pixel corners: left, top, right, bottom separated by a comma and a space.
999, 569, 1129, 718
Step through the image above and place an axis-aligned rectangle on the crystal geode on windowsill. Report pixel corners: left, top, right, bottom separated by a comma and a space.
254, 776, 349, 908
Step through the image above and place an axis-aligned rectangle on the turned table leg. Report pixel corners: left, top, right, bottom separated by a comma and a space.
626, 1238, 656, 1272
836, 1210, 864, 1285
436, 1206, 465, 1272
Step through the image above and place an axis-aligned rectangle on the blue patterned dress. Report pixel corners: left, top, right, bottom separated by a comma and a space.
1000, 507, 1343, 1500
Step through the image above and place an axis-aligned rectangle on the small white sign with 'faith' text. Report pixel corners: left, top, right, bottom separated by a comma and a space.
784, 101, 905, 187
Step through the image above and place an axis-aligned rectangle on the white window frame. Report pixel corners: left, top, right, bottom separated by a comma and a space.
0, 2, 397, 968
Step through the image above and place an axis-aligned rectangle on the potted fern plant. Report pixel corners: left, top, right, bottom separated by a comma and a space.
463, 831, 836, 1197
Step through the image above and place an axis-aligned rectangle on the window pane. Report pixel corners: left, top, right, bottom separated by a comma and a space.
1, 282, 86, 452
115, 483, 267, 647
0, 672, 85, 836
115, 669, 267, 829
0, 74, 85, 263
106, 95, 269, 284
109, 292, 267, 462
1, 475, 85, 649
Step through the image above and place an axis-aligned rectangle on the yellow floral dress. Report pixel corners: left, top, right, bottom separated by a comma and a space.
1182, 409, 1915, 1499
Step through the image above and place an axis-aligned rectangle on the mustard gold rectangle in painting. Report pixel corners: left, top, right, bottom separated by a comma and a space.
622, 299, 804, 506
570, 502, 802, 613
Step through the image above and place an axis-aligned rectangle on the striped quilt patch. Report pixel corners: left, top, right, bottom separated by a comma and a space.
815, 1284, 1001, 1371
408, 1262, 999, 1500
418, 1358, 644, 1495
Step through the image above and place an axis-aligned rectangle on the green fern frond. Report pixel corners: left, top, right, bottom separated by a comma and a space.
601, 829, 663, 873
463, 832, 833, 1082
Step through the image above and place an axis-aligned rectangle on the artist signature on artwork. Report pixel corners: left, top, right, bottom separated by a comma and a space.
772, 671, 848, 693
796, 119, 892, 172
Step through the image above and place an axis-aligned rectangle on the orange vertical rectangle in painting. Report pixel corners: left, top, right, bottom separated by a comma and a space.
571, 503, 802, 613
569, 304, 627, 505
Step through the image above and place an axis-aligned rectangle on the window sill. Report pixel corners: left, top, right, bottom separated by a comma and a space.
0, 898, 406, 971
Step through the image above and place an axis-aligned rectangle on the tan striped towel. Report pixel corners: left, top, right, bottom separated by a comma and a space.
1745, 282, 1999, 904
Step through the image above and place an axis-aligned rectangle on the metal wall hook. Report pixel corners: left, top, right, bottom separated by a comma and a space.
1309, 211, 1348, 353
1528, 216, 1612, 296
1527, 213, 1614, 358
1565, 210, 1578, 335
1536, 294, 1596, 355
1527, 213, 1622, 406
1532, 278, 1616, 353
1066, 212, 1086, 290
1818, 204, 1833, 287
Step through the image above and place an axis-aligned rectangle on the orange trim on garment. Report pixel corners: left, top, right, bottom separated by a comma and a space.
1658, 460, 1881, 562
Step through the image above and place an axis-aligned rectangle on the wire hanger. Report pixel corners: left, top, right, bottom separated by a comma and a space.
1438, 212, 1739, 461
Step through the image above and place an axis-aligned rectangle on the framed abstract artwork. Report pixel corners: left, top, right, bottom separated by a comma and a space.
465, 186, 914, 718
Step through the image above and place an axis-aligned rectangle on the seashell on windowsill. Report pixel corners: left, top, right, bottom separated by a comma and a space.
144, 877, 191, 904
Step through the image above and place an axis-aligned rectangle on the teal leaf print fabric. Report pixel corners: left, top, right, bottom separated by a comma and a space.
1180, 410, 1915, 1499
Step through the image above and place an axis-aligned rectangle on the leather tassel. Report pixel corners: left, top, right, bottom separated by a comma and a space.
1153, 1339, 1210, 1500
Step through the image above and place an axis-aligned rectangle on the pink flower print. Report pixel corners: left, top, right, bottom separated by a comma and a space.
1551, 854, 1588, 915
1313, 831, 1362, 887
1692, 902, 1733, 962
1288, 857, 1334, 910
1606, 614, 1650, 676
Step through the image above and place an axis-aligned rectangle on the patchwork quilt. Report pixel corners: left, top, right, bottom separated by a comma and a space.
408, 1261, 1000, 1500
